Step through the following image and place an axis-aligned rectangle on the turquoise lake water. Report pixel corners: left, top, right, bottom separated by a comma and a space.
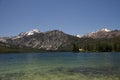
0, 52, 120, 80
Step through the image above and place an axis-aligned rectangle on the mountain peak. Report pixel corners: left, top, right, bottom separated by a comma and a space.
19, 29, 40, 36
82, 28, 120, 38
97, 28, 111, 32
26, 29, 40, 36
10, 29, 41, 40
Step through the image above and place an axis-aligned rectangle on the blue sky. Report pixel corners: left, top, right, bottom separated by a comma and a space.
0, 0, 120, 36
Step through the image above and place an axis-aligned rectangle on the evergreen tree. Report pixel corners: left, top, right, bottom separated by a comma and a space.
72, 43, 79, 52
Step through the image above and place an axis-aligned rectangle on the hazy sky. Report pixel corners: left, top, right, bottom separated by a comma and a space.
0, 0, 120, 36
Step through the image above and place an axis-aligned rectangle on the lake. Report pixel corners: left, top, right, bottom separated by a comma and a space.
0, 52, 120, 80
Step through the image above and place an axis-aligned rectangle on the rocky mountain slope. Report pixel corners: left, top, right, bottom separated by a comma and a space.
0, 28, 120, 52
0, 29, 80, 51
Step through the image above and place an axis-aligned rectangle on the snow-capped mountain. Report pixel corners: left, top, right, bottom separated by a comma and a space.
19, 29, 40, 36
83, 28, 120, 38
75, 28, 112, 38
96, 28, 111, 32
12, 29, 40, 40
0, 29, 79, 51
0, 28, 120, 52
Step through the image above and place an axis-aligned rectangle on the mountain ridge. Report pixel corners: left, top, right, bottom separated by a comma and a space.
0, 29, 79, 51
76, 28, 120, 38
0, 28, 120, 52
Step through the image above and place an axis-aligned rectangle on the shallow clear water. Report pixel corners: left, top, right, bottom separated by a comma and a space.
0, 52, 120, 80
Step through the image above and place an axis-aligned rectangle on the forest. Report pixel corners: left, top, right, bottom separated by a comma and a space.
73, 36, 120, 52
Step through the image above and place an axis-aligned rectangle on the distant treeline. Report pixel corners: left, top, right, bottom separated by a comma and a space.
73, 36, 120, 52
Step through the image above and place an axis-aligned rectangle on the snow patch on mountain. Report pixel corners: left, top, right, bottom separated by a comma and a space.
21, 29, 40, 36
83, 28, 112, 38
12, 29, 40, 40
19, 29, 40, 36
96, 28, 111, 32
27, 29, 40, 35
76, 35, 82, 38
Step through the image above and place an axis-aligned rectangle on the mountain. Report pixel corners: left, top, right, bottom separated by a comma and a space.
0, 29, 80, 52
0, 28, 120, 52
82, 28, 120, 38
